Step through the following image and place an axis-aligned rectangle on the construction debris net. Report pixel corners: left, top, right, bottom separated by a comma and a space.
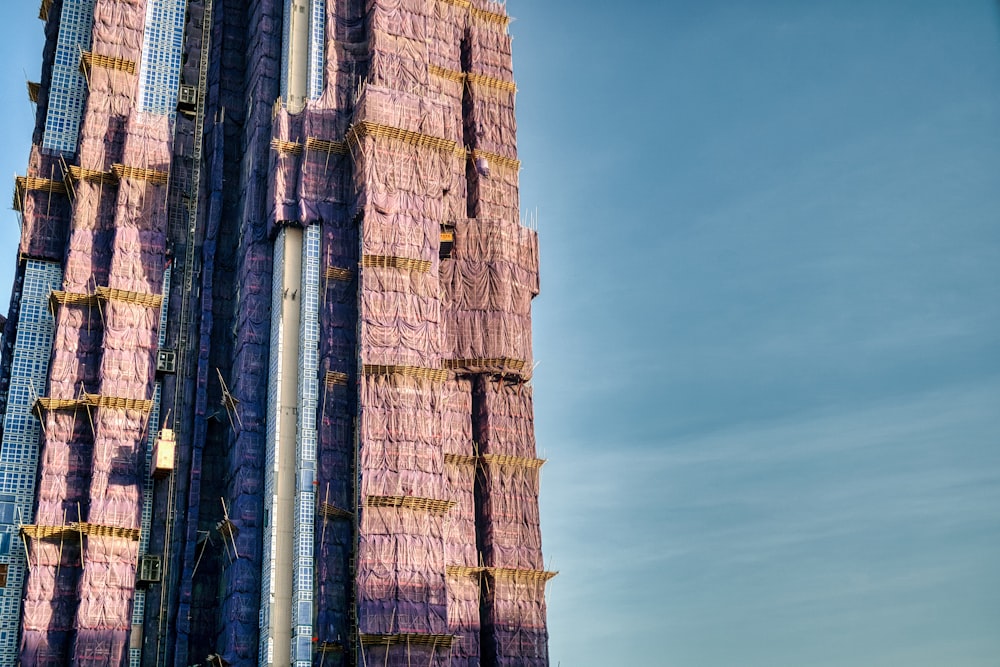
0, 0, 553, 666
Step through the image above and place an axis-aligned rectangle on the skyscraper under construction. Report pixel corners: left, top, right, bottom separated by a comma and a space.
0, 0, 550, 665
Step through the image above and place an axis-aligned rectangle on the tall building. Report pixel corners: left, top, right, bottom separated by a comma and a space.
0, 0, 551, 666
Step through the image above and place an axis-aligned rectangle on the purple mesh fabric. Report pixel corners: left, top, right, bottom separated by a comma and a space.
14, 0, 550, 663
20, 1, 170, 661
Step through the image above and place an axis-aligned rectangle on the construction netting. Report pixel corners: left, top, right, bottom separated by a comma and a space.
467, 157, 519, 225
349, 0, 551, 664
218, 0, 283, 660
361, 642, 454, 667
357, 375, 447, 641
301, 111, 352, 222
441, 218, 538, 371
47, 305, 104, 392
477, 460, 543, 571
11, 0, 552, 663
471, 375, 550, 663
72, 106, 170, 660
446, 571, 481, 667
20, 0, 171, 659
71, 535, 141, 667
361, 375, 448, 498
473, 377, 537, 458
315, 209, 356, 652
465, 83, 516, 162
441, 376, 475, 566
482, 572, 550, 667
442, 377, 480, 665
16, 148, 71, 261
220, 165, 272, 658
351, 2, 451, 657
353, 127, 450, 369
357, 504, 448, 635
466, 2, 514, 81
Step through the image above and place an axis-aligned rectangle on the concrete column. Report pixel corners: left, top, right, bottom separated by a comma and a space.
267, 0, 311, 662
286, 0, 311, 112
270, 226, 303, 666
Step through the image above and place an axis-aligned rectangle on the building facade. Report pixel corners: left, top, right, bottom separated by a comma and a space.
0, 0, 550, 666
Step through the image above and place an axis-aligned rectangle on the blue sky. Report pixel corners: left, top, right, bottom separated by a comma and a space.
511, 1, 1000, 665
1, 2, 999, 665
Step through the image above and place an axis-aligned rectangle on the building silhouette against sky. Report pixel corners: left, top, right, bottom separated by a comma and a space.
0, 0, 550, 665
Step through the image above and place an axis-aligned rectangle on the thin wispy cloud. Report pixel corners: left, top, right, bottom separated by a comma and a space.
511, 3, 1000, 660
541, 380, 1000, 665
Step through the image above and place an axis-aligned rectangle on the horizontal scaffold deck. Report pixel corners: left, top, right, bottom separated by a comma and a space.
359, 634, 458, 649
365, 495, 457, 515
21, 522, 141, 542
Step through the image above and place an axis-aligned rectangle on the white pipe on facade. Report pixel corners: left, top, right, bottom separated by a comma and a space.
267, 2, 311, 664
270, 227, 303, 667
286, 0, 311, 113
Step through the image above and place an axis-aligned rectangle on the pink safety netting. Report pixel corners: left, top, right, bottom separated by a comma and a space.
360, 375, 445, 499
21, 0, 170, 661
14, 0, 552, 662
477, 461, 543, 571
482, 573, 550, 667
467, 160, 519, 225
474, 377, 537, 458
354, 132, 451, 368
300, 109, 352, 222
441, 218, 538, 367
466, 10, 514, 81
428, 2, 464, 72
268, 109, 304, 226
447, 572, 482, 667
357, 505, 448, 635
356, 84, 463, 144
361, 643, 453, 667
18, 148, 70, 261
354, 135, 467, 223
444, 461, 476, 569
47, 306, 104, 392
348, 0, 551, 664
466, 85, 517, 161
440, 378, 473, 456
